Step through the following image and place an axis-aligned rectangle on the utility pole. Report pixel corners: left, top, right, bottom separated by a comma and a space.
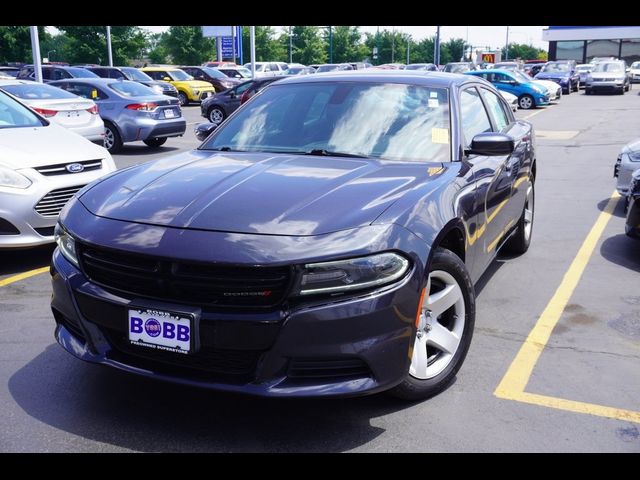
434, 26, 441, 66
289, 26, 293, 63
106, 26, 113, 66
329, 26, 333, 63
250, 26, 256, 79
505, 26, 510, 60
30, 26, 42, 83
232, 26, 236, 63
375, 25, 380, 65
407, 39, 410, 65
391, 26, 395, 63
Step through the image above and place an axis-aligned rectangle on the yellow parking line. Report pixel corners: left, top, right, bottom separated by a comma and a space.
522, 109, 545, 120
0, 267, 49, 288
493, 191, 640, 423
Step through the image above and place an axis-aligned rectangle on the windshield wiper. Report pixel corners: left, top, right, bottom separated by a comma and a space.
305, 149, 367, 158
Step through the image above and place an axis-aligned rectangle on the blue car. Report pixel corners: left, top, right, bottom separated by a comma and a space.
466, 69, 550, 110
51, 72, 536, 400
534, 61, 580, 94
50, 78, 186, 153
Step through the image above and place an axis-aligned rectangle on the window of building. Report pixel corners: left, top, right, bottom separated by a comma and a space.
556, 41, 584, 62
621, 38, 640, 64
586, 39, 620, 62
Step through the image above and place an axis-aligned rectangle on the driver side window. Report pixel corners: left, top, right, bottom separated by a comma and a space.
460, 88, 492, 147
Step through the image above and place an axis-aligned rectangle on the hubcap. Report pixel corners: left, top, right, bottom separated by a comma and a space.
410, 270, 466, 380
524, 185, 534, 242
104, 128, 114, 149
179, 93, 187, 106
210, 109, 224, 124
520, 96, 533, 109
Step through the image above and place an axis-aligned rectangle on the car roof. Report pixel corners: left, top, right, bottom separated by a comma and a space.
0, 79, 31, 86
268, 70, 480, 88
141, 67, 182, 71
49, 78, 132, 85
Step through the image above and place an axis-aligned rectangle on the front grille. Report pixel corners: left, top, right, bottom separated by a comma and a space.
34, 185, 85, 217
288, 358, 371, 379
78, 245, 293, 309
34, 226, 55, 237
0, 217, 19, 235
104, 328, 261, 380
35, 159, 102, 176
163, 88, 178, 97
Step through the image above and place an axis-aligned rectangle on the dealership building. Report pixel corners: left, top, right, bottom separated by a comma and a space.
544, 26, 640, 64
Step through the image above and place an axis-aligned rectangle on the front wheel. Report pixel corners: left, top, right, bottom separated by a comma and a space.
505, 180, 535, 254
390, 248, 475, 401
518, 94, 535, 110
208, 106, 226, 125
178, 92, 189, 106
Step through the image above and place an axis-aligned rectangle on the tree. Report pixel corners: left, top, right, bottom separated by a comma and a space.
507, 43, 545, 61
442, 38, 469, 63
330, 26, 369, 63
291, 26, 327, 65
161, 26, 216, 65
55, 26, 147, 65
0, 26, 48, 64
241, 26, 287, 63
363, 29, 410, 65
147, 32, 169, 65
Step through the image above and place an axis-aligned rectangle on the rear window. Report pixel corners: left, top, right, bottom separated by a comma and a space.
66, 67, 100, 78
108, 81, 156, 97
1, 83, 78, 100
0, 91, 45, 128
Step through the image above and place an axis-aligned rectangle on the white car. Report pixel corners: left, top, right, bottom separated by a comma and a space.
615, 138, 640, 198
532, 79, 562, 101
0, 79, 104, 142
629, 61, 640, 83
0, 89, 116, 248
242, 62, 288, 78
499, 90, 518, 112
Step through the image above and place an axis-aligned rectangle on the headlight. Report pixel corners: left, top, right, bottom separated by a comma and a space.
151, 85, 164, 94
0, 166, 32, 189
54, 223, 79, 268
297, 252, 410, 296
628, 151, 640, 162
532, 86, 546, 95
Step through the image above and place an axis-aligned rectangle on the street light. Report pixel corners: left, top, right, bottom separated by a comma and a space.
289, 26, 293, 64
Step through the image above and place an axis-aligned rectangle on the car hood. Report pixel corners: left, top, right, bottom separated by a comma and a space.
590, 72, 625, 79
79, 150, 439, 236
623, 138, 640, 154
536, 71, 569, 80
0, 123, 108, 170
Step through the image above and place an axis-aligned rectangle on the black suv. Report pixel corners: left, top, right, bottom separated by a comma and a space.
81, 66, 178, 98
179, 66, 240, 93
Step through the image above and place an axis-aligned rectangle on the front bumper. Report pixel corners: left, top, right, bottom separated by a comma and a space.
586, 81, 625, 91
51, 247, 422, 397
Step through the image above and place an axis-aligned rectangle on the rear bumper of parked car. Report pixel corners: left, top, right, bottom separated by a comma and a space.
120, 118, 186, 143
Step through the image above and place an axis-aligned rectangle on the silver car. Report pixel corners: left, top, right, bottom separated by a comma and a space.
614, 138, 640, 199
50, 78, 186, 153
0, 89, 116, 248
0, 79, 104, 142
585, 61, 631, 94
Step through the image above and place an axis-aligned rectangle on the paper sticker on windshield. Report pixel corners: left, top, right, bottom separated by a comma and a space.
428, 99, 439, 108
432, 128, 449, 144
430, 91, 438, 98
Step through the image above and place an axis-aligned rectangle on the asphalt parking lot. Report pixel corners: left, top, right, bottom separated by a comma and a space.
1, 91, 639, 452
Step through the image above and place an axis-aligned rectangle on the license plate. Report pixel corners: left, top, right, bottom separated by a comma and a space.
164, 108, 176, 119
128, 307, 193, 354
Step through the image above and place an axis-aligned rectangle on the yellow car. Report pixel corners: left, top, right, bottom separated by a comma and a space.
141, 67, 215, 106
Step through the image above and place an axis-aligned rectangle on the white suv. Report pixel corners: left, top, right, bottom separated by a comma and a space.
243, 62, 288, 78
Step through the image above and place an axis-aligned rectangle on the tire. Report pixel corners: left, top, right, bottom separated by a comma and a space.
208, 106, 226, 125
103, 122, 123, 153
564, 85, 571, 95
178, 91, 189, 106
518, 94, 535, 110
143, 137, 167, 148
390, 248, 475, 401
585, 88, 591, 95
572, 80, 579, 92
504, 180, 535, 254
625, 82, 630, 92
618, 87, 625, 95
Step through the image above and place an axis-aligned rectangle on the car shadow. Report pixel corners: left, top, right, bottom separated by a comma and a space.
8, 344, 424, 452
0, 244, 55, 276
597, 195, 626, 218
600, 234, 640, 273
116, 145, 182, 156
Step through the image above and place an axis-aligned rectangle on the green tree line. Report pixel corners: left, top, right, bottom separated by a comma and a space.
0, 26, 546, 67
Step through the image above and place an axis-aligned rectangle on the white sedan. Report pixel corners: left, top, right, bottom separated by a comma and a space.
0, 79, 104, 142
0, 89, 116, 248
499, 90, 518, 112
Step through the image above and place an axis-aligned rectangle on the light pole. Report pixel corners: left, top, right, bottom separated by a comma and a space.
106, 26, 113, 66
504, 26, 510, 61
328, 26, 333, 63
434, 26, 441, 66
289, 26, 293, 63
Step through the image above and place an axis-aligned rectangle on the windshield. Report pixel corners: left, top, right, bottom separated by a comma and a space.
67, 67, 100, 78
631, 62, 640, 69
108, 81, 156, 96
202, 82, 451, 163
168, 69, 193, 81
511, 70, 532, 83
120, 67, 153, 82
594, 62, 624, 72
576, 65, 591, 72
541, 63, 570, 73
201, 67, 228, 79
1, 82, 78, 100
0, 91, 45, 128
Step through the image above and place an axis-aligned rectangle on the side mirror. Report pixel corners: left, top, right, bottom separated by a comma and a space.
229, 91, 236, 99
163, 77, 172, 82
195, 122, 218, 141
467, 132, 514, 156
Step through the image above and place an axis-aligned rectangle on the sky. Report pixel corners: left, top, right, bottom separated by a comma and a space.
141, 26, 548, 50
